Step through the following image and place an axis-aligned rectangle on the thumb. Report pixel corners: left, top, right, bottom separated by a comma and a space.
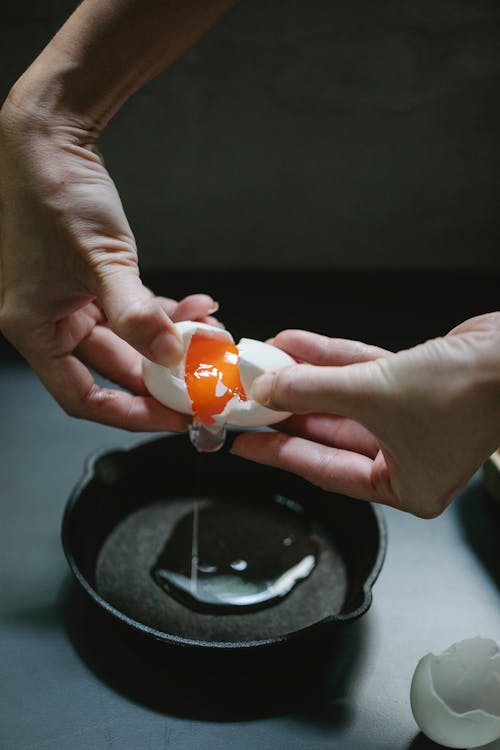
97, 267, 183, 365
249, 360, 385, 422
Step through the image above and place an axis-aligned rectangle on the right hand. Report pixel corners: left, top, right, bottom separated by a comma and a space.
0, 92, 217, 431
232, 314, 500, 518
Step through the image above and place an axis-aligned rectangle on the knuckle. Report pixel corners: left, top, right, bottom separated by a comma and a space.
61, 383, 103, 421
315, 334, 332, 365
413, 493, 450, 519
481, 310, 500, 329
86, 241, 138, 271
305, 451, 336, 492
0, 310, 14, 338
356, 342, 372, 363
272, 433, 335, 493
414, 506, 441, 520
273, 366, 301, 411
272, 431, 292, 460
111, 298, 156, 338
0, 298, 19, 338
61, 400, 83, 420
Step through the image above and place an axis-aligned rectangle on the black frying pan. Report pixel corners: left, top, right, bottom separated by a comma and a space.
61, 433, 387, 655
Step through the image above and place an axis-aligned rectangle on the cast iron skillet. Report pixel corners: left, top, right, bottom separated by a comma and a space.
61, 433, 387, 654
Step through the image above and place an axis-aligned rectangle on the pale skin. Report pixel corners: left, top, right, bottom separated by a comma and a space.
1, 1, 499, 517
232, 313, 500, 518
0, 0, 237, 431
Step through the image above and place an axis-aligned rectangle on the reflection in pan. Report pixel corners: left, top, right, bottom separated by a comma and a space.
61, 433, 386, 652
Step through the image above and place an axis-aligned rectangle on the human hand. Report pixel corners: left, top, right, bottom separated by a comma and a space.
0, 97, 218, 431
231, 314, 500, 517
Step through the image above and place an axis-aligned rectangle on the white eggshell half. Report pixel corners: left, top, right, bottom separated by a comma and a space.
142, 322, 295, 428
228, 337, 295, 427
410, 637, 500, 748
142, 321, 234, 416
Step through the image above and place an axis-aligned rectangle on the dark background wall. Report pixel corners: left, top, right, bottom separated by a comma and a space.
1, 0, 499, 270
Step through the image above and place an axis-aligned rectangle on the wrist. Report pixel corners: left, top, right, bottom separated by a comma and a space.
2, 51, 102, 139
3, 0, 239, 138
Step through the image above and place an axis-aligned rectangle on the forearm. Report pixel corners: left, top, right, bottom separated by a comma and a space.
5, 0, 237, 130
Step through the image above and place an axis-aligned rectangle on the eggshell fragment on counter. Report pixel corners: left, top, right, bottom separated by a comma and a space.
410, 637, 500, 748
142, 321, 296, 428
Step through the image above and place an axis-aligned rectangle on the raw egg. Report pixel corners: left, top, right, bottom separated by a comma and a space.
183, 330, 246, 425
142, 321, 295, 428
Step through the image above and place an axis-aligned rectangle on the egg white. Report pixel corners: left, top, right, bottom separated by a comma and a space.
142, 321, 295, 427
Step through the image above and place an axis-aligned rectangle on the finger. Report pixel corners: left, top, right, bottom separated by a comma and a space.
169, 294, 219, 322
447, 311, 500, 337
157, 295, 223, 328
96, 266, 183, 366
155, 296, 179, 318
83, 301, 107, 325
250, 360, 385, 423
33, 353, 188, 432
155, 293, 218, 321
272, 330, 389, 365
281, 413, 380, 459
202, 315, 224, 328
50, 303, 106, 354
231, 431, 376, 502
75, 324, 149, 395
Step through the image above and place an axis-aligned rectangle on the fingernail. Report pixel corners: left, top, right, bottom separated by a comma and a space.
208, 300, 219, 315
249, 372, 274, 405
149, 330, 184, 366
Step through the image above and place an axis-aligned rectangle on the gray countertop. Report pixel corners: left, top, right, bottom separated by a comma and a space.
1, 361, 499, 750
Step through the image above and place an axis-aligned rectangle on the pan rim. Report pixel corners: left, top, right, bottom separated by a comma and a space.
61, 434, 387, 651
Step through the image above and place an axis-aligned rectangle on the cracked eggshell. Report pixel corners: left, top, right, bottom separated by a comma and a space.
229, 337, 295, 427
142, 321, 232, 416
142, 321, 295, 428
410, 637, 500, 748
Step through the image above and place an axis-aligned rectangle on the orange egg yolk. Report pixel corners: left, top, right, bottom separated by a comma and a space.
184, 332, 247, 425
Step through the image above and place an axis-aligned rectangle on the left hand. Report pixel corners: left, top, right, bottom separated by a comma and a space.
0, 94, 219, 432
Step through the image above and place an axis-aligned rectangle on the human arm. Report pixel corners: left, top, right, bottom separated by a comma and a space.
231, 313, 500, 518
0, 0, 237, 430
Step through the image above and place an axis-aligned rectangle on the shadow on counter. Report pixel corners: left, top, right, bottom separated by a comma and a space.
62, 575, 368, 725
455, 472, 500, 590
408, 732, 449, 749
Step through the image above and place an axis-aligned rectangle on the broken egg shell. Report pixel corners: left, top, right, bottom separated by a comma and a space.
229, 337, 296, 427
410, 637, 500, 748
142, 321, 295, 428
